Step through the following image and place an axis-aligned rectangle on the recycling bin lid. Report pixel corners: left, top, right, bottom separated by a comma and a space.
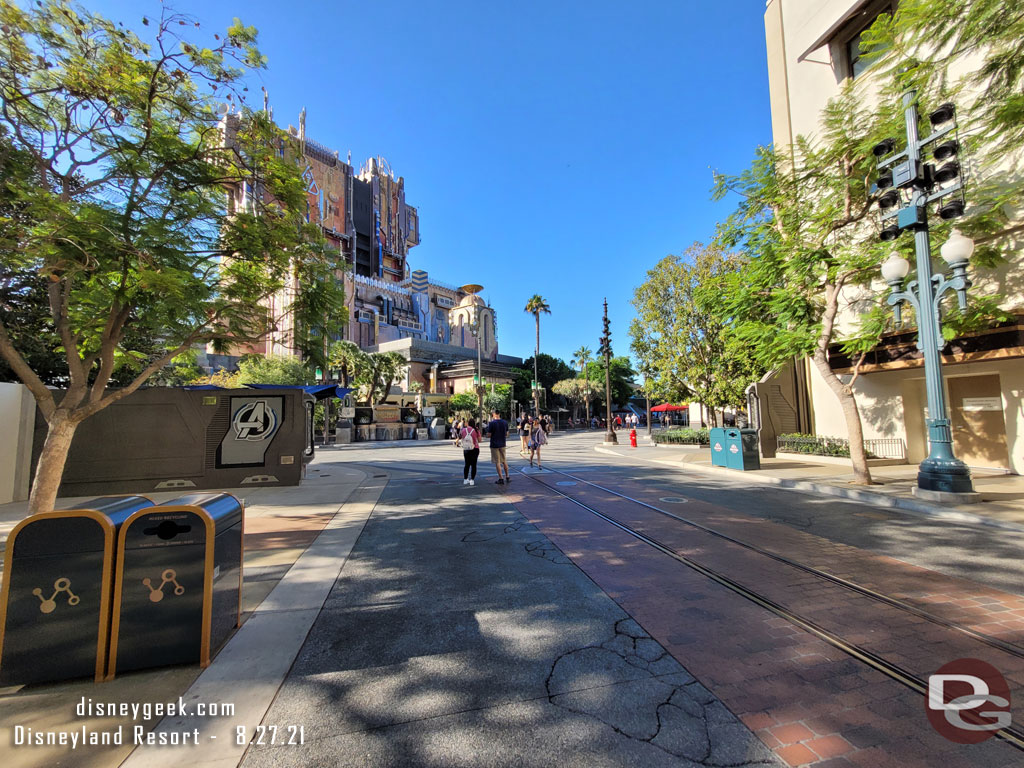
10, 495, 154, 556
157, 493, 243, 534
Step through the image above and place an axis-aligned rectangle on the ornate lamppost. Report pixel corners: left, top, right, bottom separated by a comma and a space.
600, 298, 617, 445
872, 92, 978, 501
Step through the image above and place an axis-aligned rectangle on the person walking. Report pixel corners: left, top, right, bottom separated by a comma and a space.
528, 417, 548, 469
460, 418, 481, 486
519, 415, 530, 455
488, 409, 510, 485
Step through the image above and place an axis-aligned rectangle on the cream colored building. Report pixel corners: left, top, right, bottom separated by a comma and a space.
760, 0, 1024, 474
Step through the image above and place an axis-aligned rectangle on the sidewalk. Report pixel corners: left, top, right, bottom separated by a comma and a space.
0, 456, 377, 768
598, 440, 1024, 532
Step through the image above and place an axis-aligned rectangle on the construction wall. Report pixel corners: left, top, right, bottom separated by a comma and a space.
0, 383, 35, 503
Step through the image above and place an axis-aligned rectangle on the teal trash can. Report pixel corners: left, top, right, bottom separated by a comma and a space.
724, 428, 761, 470
709, 428, 728, 468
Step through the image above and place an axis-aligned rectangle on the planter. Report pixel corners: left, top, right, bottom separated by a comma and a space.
775, 452, 907, 468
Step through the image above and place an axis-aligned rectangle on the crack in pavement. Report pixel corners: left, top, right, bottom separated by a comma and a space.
545, 619, 781, 767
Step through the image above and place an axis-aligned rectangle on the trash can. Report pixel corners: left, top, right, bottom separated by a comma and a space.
709, 428, 728, 468
0, 495, 154, 685
108, 492, 244, 678
724, 428, 761, 471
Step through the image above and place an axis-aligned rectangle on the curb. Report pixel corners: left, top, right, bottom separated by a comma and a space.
594, 446, 1024, 535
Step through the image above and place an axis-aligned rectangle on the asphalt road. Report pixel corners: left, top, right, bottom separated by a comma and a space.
241, 442, 780, 768
340, 432, 1024, 596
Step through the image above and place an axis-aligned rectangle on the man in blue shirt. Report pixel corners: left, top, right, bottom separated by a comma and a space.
487, 409, 510, 485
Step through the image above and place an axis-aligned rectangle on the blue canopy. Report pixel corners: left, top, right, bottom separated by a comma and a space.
243, 383, 353, 401
183, 384, 352, 401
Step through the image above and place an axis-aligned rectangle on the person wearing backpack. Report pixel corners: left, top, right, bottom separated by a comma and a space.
528, 418, 547, 469
461, 418, 481, 486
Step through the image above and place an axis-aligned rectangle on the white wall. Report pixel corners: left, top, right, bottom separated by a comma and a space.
0, 382, 36, 503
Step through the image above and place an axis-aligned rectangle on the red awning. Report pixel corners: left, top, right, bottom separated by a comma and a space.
650, 403, 688, 412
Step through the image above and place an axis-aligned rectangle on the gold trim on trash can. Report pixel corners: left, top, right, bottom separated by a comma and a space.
0, 510, 116, 683
107, 494, 243, 679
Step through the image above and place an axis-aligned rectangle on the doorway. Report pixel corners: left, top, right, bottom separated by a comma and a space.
948, 374, 1010, 469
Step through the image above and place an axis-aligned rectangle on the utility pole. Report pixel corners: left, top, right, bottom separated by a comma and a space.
600, 298, 617, 445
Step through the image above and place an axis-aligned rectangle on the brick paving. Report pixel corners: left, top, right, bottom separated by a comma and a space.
505, 473, 1024, 767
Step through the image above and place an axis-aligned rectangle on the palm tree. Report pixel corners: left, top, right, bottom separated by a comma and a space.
524, 295, 551, 412
573, 345, 593, 421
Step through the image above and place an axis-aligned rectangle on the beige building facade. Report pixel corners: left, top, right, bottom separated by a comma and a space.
761, 0, 1024, 474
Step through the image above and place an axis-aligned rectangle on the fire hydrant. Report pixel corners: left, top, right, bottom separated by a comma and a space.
629, 427, 638, 448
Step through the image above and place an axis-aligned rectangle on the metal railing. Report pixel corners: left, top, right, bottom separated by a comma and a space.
777, 435, 906, 460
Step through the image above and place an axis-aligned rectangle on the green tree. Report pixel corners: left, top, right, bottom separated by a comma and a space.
235, 354, 313, 385
523, 294, 550, 409
484, 384, 511, 417
361, 351, 406, 405
522, 353, 575, 390
552, 378, 586, 420
572, 345, 593, 420
713, 83, 905, 483
630, 243, 762, 426
583, 357, 636, 409
449, 392, 477, 417
0, 2, 326, 513
327, 339, 369, 388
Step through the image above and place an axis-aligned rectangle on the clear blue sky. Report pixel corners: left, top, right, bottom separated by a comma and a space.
88, 0, 772, 368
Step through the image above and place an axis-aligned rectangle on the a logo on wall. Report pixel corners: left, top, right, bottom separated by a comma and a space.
219, 396, 284, 467
234, 400, 278, 441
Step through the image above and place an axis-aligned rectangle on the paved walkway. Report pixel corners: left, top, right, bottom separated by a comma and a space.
239, 464, 777, 768
601, 440, 1024, 531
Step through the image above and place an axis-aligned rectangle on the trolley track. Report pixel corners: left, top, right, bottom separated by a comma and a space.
516, 464, 1024, 752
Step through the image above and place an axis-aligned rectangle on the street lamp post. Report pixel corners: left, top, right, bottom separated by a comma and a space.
873, 92, 978, 501
600, 298, 617, 445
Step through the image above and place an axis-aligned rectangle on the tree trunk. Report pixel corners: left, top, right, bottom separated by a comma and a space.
29, 413, 79, 515
811, 351, 872, 485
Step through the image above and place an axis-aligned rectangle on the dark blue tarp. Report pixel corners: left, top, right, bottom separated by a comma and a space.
183, 384, 352, 401
243, 383, 353, 401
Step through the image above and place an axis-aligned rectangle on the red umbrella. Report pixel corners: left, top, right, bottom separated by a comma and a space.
650, 403, 688, 413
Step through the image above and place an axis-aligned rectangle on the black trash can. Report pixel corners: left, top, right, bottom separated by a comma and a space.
108, 493, 243, 677
0, 495, 154, 685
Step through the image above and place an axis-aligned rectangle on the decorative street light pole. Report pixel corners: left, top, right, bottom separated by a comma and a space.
600, 298, 617, 445
872, 92, 978, 501
461, 284, 486, 428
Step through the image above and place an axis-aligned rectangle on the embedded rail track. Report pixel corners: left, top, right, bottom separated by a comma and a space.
517, 463, 1024, 752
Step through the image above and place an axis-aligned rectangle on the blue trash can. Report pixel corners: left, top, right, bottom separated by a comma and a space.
709, 428, 728, 468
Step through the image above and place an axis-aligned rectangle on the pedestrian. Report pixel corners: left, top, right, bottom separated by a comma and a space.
528, 417, 548, 469
629, 425, 638, 448
542, 416, 552, 436
488, 409, 510, 485
615, 414, 622, 430
460, 418, 481, 486
519, 415, 530, 455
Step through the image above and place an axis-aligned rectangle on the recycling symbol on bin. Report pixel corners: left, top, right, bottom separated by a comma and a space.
729, 444, 739, 454
33, 577, 79, 614
713, 442, 722, 452
143, 569, 186, 603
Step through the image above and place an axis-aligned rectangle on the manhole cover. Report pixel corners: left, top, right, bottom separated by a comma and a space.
659, 496, 689, 504
556, 481, 578, 486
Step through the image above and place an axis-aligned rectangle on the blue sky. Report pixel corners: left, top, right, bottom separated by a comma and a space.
88, 0, 772, 368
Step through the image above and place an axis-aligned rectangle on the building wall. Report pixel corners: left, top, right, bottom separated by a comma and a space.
764, 0, 1023, 473
0, 383, 36, 504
